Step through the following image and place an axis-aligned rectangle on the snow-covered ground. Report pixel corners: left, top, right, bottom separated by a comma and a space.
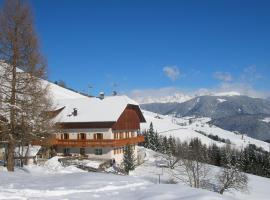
261, 117, 270, 123
1, 148, 270, 200
131, 148, 270, 200
141, 110, 270, 152
0, 157, 230, 200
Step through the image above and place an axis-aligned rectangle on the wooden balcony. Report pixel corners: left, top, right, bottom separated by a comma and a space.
33, 136, 144, 148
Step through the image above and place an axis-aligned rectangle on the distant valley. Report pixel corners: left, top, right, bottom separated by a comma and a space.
141, 95, 270, 141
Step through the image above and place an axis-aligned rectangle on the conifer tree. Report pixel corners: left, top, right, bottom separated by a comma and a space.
142, 130, 149, 148
168, 135, 176, 156
123, 144, 136, 175
162, 136, 169, 154
148, 122, 156, 150
153, 131, 159, 151
158, 134, 164, 153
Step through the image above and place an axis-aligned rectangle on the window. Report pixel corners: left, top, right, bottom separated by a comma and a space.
131, 132, 135, 138
78, 133, 86, 140
80, 148, 85, 155
94, 133, 103, 140
120, 132, 123, 139
94, 149, 103, 155
63, 148, 70, 156
63, 133, 69, 140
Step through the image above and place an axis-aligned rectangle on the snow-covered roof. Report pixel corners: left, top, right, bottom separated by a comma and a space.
53, 95, 142, 123
0, 62, 145, 124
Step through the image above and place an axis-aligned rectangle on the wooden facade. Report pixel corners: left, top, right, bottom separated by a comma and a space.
112, 106, 141, 130
33, 136, 144, 148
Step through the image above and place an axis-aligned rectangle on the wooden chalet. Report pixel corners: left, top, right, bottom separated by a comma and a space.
36, 95, 146, 164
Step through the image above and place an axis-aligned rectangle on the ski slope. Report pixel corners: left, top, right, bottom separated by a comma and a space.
141, 110, 270, 152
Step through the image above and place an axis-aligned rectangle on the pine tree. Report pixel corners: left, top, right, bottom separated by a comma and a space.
148, 122, 156, 151
168, 135, 176, 156
157, 134, 164, 153
162, 136, 169, 154
123, 144, 136, 175
142, 130, 149, 148
153, 131, 159, 151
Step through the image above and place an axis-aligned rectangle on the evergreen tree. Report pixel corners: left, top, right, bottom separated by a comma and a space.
157, 134, 164, 153
168, 135, 176, 156
148, 122, 156, 151
123, 144, 136, 175
208, 144, 221, 166
153, 131, 161, 152
162, 136, 169, 154
142, 130, 149, 148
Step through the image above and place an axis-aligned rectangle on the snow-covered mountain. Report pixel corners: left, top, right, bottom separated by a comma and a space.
134, 91, 241, 104
134, 92, 192, 104
141, 110, 270, 152
141, 95, 270, 140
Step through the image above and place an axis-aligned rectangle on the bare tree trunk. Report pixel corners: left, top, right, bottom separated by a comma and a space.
7, 138, 15, 171
219, 188, 225, 194
24, 144, 30, 165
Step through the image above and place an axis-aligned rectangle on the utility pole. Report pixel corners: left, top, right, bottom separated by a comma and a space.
157, 166, 164, 184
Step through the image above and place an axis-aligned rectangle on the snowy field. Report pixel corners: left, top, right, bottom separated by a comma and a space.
132, 148, 270, 200
1, 148, 270, 200
0, 161, 229, 200
141, 110, 270, 152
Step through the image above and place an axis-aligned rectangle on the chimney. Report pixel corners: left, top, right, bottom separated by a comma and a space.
73, 108, 78, 116
99, 92, 105, 100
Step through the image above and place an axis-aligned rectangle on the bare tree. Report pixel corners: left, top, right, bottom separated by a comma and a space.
170, 139, 210, 188
216, 149, 248, 194
0, 0, 54, 171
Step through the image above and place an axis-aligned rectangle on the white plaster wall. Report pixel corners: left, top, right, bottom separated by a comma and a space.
56, 147, 113, 160
112, 145, 138, 165
56, 145, 139, 165
56, 128, 113, 139
0, 148, 5, 160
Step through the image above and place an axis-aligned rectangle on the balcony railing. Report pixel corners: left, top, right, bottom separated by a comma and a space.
33, 135, 145, 148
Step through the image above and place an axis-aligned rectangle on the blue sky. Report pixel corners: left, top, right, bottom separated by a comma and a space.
11, 0, 270, 98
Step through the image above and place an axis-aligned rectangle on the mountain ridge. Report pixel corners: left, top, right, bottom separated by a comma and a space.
141, 95, 270, 140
